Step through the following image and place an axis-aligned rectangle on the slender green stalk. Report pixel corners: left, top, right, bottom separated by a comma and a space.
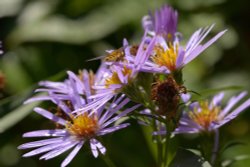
163, 123, 171, 167
101, 154, 117, 167
152, 119, 163, 167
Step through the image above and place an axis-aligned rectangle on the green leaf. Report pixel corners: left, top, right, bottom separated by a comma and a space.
141, 126, 157, 163
7, 0, 159, 45
222, 155, 250, 167
189, 86, 244, 101
0, 99, 41, 133
0, 70, 65, 132
199, 86, 243, 96
169, 148, 205, 167
220, 141, 246, 154
202, 161, 212, 167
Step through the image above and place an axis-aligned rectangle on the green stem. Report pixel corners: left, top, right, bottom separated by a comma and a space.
152, 119, 163, 167
101, 154, 117, 167
163, 123, 171, 167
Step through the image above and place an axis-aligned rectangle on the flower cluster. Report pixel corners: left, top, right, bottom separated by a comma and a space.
19, 4, 250, 167
20, 70, 140, 167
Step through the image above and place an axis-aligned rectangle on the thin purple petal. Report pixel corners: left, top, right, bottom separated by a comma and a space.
61, 141, 84, 167
23, 130, 67, 138
34, 107, 67, 125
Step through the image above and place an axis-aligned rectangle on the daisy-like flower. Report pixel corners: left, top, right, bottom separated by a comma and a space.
76, 33, 156, 113
25, 63, 112, 113
138, 25, 227, 74
19, 95, 140, 167
25, 69, 97, 113
153, 92, 250, 135
175, 92, 250, 133
20, 68, 141, 166
140, 5, 227, 74
142, 5, 178, 41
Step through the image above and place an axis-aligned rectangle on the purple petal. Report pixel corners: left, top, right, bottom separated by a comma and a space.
23, 130, 67, 138
216, 98, 250, 128
34, 107, 67, 125
142, 15, 153, 31
181, 93, 191, 103
211, 92, 224, 107
90, 140, 98, 158
40, 141, 78, 160
91, 139, 106, 156
98, 123, 129, 136
219, 91, 247, 117
176, 48, 185, 68
102, 104, 141, 127
22, 139, 72, 157
174, 127, 200, 134
24, 96, 52, 104
99, 97, 130, 125
18, 137, 65, 149
61, 141, 84, 167
152, 5, 178, 36
89, 90, 114, 99
186, 25, 214, 54
184, 29, 227, 65
74, 94, 114, 114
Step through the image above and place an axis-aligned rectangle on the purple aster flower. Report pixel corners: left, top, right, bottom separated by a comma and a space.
143, 5, 178, 41
25, 65, 117, 114
25, 70, 98, 115
75, 33, 156, 113
175, 92, 250, 134
19, 96, 140, 167
136, 25, 226, 74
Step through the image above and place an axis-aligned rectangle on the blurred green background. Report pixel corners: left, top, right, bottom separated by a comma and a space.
0, 0, 250, 166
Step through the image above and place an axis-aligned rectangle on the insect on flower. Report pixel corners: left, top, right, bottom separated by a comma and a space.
88, 45, 139, 63
104, 47, 127, 62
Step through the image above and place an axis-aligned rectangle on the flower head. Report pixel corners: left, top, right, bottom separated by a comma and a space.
143, 5, 178, 41
176, 92, 250, 133
76, 33, 156, 113
19, 96, 140, 167
20, 67, 141, 166
138, 25, 226, 74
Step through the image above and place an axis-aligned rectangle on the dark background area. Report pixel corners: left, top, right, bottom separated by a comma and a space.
0, 0, 250, 166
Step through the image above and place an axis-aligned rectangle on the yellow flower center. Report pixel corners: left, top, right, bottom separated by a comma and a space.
105, 67, 132, 88
66, 113, 99, 139
188, 101, 220, 130
152, 43, 178, 71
